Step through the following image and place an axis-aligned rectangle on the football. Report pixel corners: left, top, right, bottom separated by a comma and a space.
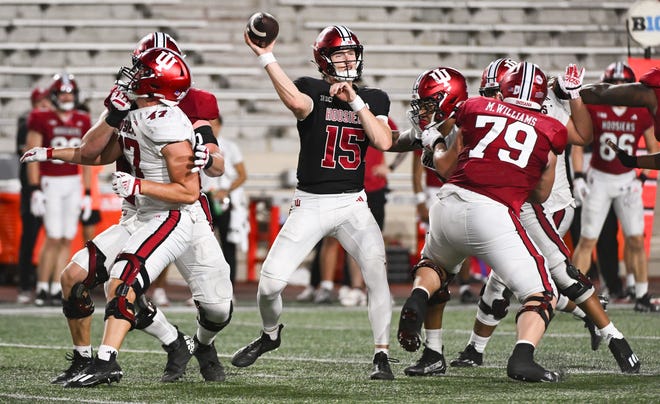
246, 12, 279, 48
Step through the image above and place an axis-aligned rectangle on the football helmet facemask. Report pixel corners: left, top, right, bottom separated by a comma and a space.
133, 32, 183, 64
313, 25, 363, 82
499, 61, 547, 111
410, 67, 468, 130
480, 57, 517, 97
601, 61, 635, 84
49, 73, 79, 111
117, 47, 191, 107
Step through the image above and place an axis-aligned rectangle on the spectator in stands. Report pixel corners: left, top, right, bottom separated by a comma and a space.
231, 25, 395, 380
15, 87, 52, 304
575, 62, 659, 312
24, 74, 92, 307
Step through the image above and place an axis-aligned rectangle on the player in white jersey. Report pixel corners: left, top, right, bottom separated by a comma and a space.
448, 62, 640, 375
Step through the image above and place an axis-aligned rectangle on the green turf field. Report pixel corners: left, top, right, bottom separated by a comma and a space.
1, 301, 659, 403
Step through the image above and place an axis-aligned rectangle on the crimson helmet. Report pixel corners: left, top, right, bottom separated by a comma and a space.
313, 25, 363, 81
133, 32, 183, 63
49, 73, 79, 111
499, 62, 547, 111
118, 47, 191, 106
480, 57, 517, 97
410, 67, 468, 129
601, 62, 635, 84
30, 87, 48, 105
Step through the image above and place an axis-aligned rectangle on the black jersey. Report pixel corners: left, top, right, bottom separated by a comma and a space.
293, 76, 390, 194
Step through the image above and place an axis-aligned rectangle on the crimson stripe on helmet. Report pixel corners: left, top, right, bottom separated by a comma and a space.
486, 59, 503, 84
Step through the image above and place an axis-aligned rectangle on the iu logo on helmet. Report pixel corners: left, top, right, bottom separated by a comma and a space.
154, 51, 177, 72
429, 68, 452, 89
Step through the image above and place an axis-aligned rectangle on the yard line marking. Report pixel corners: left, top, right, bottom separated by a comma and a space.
0, 393, 142, 404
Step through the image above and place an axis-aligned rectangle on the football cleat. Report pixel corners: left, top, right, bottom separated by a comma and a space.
161, 330, 196, 382
506, 356, 562, 383
608, 337, 641, 373
50, 291, 63, 307
370, 351, 395, 380
231, 324, 283, 368
193, 336, 226, 382
51, 350, 93, 385
34, 290, 48, 307
633, 293, 660, 313
64, 353, 123, 388
404, 347, 446, 376
313, 287, 333, 304
460, 288, 479, 304
450, 344, 483, 367
582, 317, 601, 351
397, 297, 425, 352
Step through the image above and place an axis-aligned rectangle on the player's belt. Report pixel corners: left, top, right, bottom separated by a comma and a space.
341, 188, 363, 194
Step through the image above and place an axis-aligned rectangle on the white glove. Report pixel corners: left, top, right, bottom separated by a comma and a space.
105, 87, 132, 128
30, 189, 46, 217
80, 194, 92, 221
20, 147, 52, 163
572, 177, 590, 205
420, 126, 445, 151
557, 64, 585, 100
421, 148, 435, 170
112, 172, 141, 198
191, 144, 211, 173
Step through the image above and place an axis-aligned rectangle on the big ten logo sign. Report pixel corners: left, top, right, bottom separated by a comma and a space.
628, 0, 660, 47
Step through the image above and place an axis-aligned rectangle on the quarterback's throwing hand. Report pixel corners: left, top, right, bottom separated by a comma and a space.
20, 147, 53, 163
112, 172, 141, 198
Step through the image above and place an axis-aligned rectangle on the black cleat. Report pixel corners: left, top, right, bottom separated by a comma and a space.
634, 293, 660, 313
64, 353, 123, 388
50, 291, 63, 307
370, 351, 395, 380
608, 337, 641, 373
460, 288, 479, 304
450, 344, 483, 367
194, 336, 226, 381
404, 347, 446, 376
34, 290, 48, 307
161, 330, 196, 382
507, 356, 561, 383
582, 317, 601, 351
397, 297, 425, 352
231, 324, 283, 368
51, 350, 93, 385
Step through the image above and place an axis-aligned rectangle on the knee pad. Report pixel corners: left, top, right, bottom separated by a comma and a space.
515, 293, 554, 330
133, 294, 157, 330
104, 283, 136, 330
258, 276, 287, 301
411, 258, 454, 304
62, 282, 95, 319
558, 263, 594, 305
83, 240, 109, 289
115, 252, 148, 295
196, 300, 233, 332
477, 297, 511, 321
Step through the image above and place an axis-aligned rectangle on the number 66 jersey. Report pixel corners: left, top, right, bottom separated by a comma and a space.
448, 96, 568, 214
117, 103, 196, 216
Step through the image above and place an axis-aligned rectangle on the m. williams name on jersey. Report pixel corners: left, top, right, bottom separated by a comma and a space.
484, 101, 538, 126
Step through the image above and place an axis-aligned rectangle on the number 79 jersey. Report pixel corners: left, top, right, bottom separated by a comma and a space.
449, 96, 567, 214
117, 103, 196, 214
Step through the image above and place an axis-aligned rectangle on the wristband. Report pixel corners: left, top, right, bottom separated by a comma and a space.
573, 172, 585, 180
105, 109, 129, 128
432, 137, 446, 149
258, 52, 277, 68
46, 147, 53, 159
638, 173, 649, 183
415, 192, 426, 205
134, 178, 142, 195
204, 155, 214, 170
85, 189, 91, 196
349, 96, 366, 112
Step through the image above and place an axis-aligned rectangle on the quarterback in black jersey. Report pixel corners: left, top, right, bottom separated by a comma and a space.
231, 25, 395, 380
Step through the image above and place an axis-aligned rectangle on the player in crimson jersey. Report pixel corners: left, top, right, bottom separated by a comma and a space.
22, 33, 231, 385
574, 62, 659, 313
398, 62, 566, 382
231, 25, 395, 380
24, 73, 92, 307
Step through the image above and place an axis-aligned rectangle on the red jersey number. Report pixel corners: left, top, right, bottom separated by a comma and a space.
321, 126, 365, 170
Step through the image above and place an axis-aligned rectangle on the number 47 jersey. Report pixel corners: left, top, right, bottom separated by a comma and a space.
448, 96, 567, 214
117, 103, 196, 215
